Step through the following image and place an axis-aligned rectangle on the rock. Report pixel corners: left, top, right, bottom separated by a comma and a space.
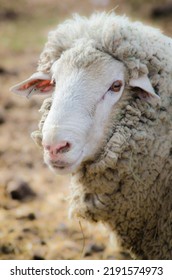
0, 109, 6, 125
0, 9, 19, 21
33, 255, 45, 260
27, 213, 36, 220
6, 180, 36, 201
0, 66, 17, 76
84, 243, 105, 257
0, 243, 15, 254
0, 66, 8, 75
23, 228, 31, 233
151, 4, 172, 18
17, 213, 36, 220
25, 162, 34, 169
4, 100, 15, 110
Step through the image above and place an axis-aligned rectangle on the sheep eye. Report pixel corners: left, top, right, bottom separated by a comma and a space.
109, 80, 123, 92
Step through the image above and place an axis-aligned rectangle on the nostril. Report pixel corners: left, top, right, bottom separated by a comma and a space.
43, 141, 71, 156
55, 141, 71, 154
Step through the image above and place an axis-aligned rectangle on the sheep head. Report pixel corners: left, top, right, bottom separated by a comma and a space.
11, 42, 159, 175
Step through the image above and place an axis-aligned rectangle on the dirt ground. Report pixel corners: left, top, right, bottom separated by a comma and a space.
0, 0, 172, 260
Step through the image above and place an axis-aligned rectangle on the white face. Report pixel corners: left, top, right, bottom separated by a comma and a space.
42, 53, 125, 174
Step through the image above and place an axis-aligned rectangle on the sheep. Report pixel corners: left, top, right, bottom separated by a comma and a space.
10, 12, 172, 259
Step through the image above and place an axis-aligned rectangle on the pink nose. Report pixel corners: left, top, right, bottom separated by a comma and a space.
43, 141, 71, 158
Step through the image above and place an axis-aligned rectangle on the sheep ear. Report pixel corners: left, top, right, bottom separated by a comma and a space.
129, 74, 160, 105
10, 72, 54, 98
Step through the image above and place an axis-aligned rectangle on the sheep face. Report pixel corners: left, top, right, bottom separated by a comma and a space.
11, 46, 159, 175
42, 51, 125, 174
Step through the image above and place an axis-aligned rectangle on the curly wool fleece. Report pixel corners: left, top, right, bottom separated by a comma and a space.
32, 13, 172, 259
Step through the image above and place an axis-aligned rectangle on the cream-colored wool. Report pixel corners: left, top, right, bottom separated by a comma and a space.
32, 13, 172, 259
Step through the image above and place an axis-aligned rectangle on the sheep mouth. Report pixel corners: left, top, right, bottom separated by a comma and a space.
47, 151, 84, 174
51, 161, 69, 169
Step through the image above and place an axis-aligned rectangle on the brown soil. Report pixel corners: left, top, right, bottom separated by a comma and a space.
0, 0, 171, 260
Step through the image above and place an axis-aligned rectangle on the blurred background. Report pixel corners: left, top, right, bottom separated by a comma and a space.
0, 0, 172, 260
